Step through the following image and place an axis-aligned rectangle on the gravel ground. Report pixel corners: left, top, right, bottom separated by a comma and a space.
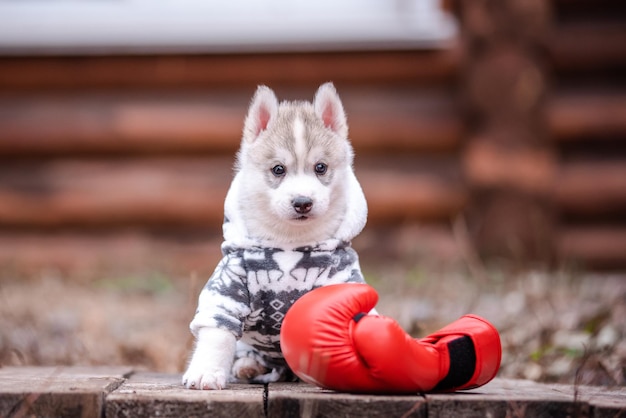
1, 258, 624, 388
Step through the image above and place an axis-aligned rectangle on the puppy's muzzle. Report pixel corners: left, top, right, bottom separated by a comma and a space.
292, 196, 313, 214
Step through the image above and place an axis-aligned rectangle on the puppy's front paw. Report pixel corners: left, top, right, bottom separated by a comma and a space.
183, 327, 236, 390
183, 365, 228, 390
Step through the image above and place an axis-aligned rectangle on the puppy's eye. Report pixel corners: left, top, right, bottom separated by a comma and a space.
314, 162, 328, 175
271, 165, 286, 177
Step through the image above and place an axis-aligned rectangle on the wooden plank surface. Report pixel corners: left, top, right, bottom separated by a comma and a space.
556, 161, 626, 216
267, 382, 426, 418
0, 366, 132, 418
425, 378, 626, 418
548, 92, 626, 141
0, 157, 466, 227
581, 386, 626, 418
0, 89, 461, 156
0, 49, 459, 91
105, 372, 265, 418
1, 369, 625, 418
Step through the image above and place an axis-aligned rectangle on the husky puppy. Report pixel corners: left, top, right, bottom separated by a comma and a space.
183, 83, 369, 390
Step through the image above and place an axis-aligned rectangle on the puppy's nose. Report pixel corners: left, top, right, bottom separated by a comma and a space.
292, 196, 313, 214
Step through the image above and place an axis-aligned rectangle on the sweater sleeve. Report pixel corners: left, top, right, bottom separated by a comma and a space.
189, 252, 251, 339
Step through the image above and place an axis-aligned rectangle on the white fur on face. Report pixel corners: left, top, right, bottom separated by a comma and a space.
269, 117, 327, 221
229, 83, 367, 247
270, 170, 331, 222
263, 116, 333, 241
293, 117, 307, 170
238, 127, 341, 244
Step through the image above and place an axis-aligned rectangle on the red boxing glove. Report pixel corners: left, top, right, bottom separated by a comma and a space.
280, 283, 501, 394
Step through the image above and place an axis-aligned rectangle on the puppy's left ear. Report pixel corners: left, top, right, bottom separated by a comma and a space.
243, 85, 279, 142
314, 82, 348, 138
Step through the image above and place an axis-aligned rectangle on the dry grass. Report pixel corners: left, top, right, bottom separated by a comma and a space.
0, 232, 624, 387
370, 266, 626, 386
0, 271, 196, 373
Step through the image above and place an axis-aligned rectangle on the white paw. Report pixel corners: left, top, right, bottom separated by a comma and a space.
183, 364, 228, 390
232, 357, 268, 380
182, 327, 236, 390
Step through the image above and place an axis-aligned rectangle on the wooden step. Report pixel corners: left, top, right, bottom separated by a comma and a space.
556, 161, 626, 216
423, 378, 626, 417
548, 91, 626, 141
2, 368, 626, 418
0, 49, 460, 91
0, 89, 461, 156
107, 372, 266, 418
0, 157, 466, 228
0, 366, 132, 418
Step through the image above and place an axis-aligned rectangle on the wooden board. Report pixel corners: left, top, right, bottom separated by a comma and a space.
1, 369, 625, 418
426, 378, 626, 418
0, 366, 132, 418
105, 372, 265, 418
267, 382, 426, 418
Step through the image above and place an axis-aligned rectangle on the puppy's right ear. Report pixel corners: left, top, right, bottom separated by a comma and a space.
314, 82, 347, 139
243, 85, 278, 142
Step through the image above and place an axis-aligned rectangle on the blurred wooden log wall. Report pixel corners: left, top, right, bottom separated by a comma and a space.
547, 0, 626, 268
0, 50, 465, 277
455, 0, 626, 268
0, 0, 624, 277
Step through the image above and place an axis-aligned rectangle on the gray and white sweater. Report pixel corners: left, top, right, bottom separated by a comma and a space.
189, 235, 366, 372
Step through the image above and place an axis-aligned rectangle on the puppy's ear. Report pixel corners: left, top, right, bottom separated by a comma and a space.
314, 82, 347, 138
243, 85, 279, 142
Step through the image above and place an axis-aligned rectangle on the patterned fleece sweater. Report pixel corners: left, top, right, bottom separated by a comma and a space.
189, 235, 367, 373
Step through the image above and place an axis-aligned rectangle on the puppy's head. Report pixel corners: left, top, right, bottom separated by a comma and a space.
235, 83, 355, 245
